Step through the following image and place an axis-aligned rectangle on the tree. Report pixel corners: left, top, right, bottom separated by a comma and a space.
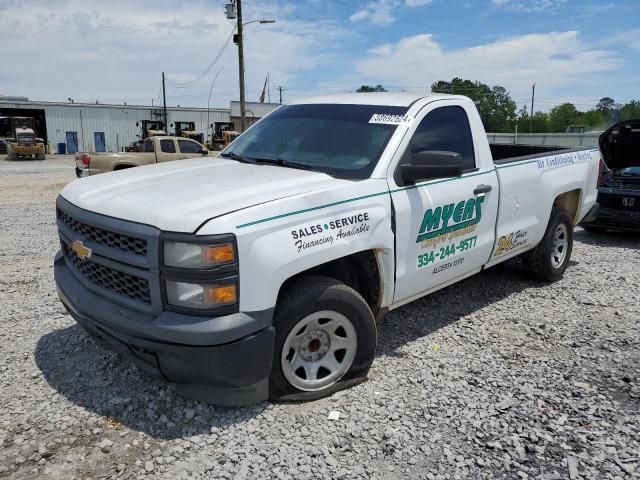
620, 100, 640, 121
517, 107, 551, 133
582, 110, 606, 129
548, 103, 581, 132
596, 97, 617, 115
431, 78, 517, 133
357, 84, 387, 92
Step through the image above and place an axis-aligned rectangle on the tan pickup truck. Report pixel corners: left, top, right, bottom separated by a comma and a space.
75, 136, 215, 177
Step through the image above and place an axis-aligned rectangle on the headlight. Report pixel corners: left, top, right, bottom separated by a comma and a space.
165, 281, 237, 309
164, 242, 235, 268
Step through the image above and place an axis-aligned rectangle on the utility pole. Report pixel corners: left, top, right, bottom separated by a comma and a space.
529, 83, 535, 133
278, 86, 283, 104
162, 72, 168, 133
236, 0, 247, 132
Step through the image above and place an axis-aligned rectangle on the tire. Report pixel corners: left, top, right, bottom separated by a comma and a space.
269, 275, 377, 402
521, 207, 573, 282
581, 225, 606, 234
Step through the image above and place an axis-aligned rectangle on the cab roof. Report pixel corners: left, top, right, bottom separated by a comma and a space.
287, 92, 458, 107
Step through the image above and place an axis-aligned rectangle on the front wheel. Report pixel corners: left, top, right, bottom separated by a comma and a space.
521, 207, 573, 282
269, 276, 377, 402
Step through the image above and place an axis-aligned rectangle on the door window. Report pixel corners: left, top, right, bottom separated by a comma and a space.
404, 106, 476, 171
160, 139, 176, 153
178, 139, 203, 154
143, 139, 155, 152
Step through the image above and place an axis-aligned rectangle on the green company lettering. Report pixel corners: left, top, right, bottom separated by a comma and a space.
416, 196, 485, 243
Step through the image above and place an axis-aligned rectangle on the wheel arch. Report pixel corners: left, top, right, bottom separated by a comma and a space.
276, 249, 386, 317
553, 188, 582, 225
113, 163, 136, 171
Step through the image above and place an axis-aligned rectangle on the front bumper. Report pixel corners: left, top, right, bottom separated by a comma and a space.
12, 144, 44, 155
55, 252, 274, 406
584, 207, 640, 232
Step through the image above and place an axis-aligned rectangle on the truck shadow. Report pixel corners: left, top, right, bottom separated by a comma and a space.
375, 257, 546, 357
34, 326, 266, 440
574, 227, 640, 250
35, 249, 604, 439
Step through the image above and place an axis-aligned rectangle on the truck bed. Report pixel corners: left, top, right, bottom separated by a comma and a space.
490, 144, 585, 163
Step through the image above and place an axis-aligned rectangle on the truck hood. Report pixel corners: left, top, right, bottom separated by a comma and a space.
599, 119, 640, 170
60, 157, 348, 232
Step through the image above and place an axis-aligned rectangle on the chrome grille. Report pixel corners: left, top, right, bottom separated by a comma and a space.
17, 133, 36, 146
57, 208, 148, 256
62, 242, 151, 304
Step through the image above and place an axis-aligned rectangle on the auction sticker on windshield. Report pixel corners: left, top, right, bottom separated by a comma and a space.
369, 114, 413, 125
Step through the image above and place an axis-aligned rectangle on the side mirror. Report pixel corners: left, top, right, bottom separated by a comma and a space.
135, 122, 139, 127
201, 148, 209, 155
399, 151, 464, 185
170, 123, 174, 127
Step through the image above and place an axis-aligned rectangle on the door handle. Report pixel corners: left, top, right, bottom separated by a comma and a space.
474, 184, 492, 195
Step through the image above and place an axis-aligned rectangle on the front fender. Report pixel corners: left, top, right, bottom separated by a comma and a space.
197, 179, 396, 312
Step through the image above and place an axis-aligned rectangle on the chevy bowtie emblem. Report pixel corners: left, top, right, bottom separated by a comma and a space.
72, 240, 92, 260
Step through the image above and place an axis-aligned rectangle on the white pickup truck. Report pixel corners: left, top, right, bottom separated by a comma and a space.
54, 93, 600, 406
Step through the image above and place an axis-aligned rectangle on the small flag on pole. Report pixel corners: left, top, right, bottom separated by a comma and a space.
258, 76, 268, 103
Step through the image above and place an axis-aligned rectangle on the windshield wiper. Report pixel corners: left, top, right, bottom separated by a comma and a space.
274, 158, 316, 172
219, 152, 257, 164
255, 157, 316, 172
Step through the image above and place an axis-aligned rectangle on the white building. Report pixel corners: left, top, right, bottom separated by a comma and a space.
0, 99, 238, 153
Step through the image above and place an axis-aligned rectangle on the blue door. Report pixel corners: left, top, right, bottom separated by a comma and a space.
94, 132, 106, 152
66, 131, 78, 153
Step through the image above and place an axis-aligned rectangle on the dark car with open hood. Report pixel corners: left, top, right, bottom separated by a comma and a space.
582, 119, 640, 233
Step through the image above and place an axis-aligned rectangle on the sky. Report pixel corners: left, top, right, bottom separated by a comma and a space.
1, 0, 639, 113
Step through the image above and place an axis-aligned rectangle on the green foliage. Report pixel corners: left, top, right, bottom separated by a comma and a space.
596, 97, 617, 114
620, 100, 640, 121
548, 103, 581, 132
517, 96, 640, 133
356, 84, 387, 92
517, 108, 550, 133
431, 78, 517, 133
362, 79, 640, 133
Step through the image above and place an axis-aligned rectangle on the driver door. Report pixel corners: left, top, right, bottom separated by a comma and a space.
390, 102, 499, 305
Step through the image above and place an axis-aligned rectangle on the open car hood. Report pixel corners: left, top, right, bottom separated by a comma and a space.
599, 119, 640, 170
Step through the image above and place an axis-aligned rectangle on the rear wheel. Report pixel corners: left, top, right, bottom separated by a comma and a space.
522, 207, 573, 282
269, 276, 377, 401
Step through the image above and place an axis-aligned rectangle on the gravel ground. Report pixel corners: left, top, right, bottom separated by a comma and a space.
0, 156, 639, 480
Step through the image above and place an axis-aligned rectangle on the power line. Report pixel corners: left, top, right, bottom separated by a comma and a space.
207, 66, 225, 138
165, 30, 235, 89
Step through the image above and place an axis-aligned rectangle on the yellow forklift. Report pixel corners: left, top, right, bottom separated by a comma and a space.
209, 121, 239, 150
0, 116, 46, 160
173, 121, 204, 144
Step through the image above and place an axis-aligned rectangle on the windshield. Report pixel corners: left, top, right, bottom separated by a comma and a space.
223, 104, 408, 179
13, 118, 34, 130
